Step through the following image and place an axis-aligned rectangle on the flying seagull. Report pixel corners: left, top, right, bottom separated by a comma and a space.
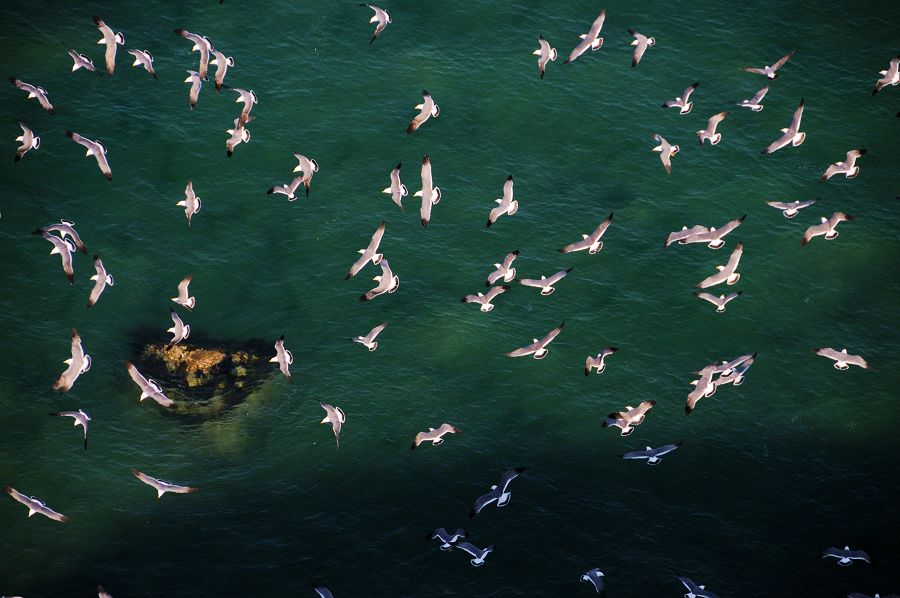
14, 121, 40, 162
603, 401, 656, 436
125, 361, 175, 407
8, 77, 54, 114
360, 4, 391, 43
559, 212, 613, 254
469, 467, 526, 518
679, 216, 745, 249
412, 423, 461, 450
628, 28, 656, 67
167, 309, 190, 346
766, 198, 817, 218
49, 409, 91, 449
416, 154, 441, 226
737, 85, 769, 111
486, 250, 519, 286
292, 154, 319, 197
651, 133, 679, 174
662, 82, 699, 114
694, 291, 741, 313
359, 258, 399, 301
127, 49, 156, 78
686, 366, 717, 415
67, 49, 98, 73
620, 442, 681, 465
564, 8, 605, 64
320, 403, 346, 449
174, 29, 212, 79
312, 586, 333, 598
172, 275, 196, 310
4, 487, 68, 522
345, 221, 385, 280
506, 322, 565, 359
209, 48, 234, 91
712, 353, 756, 377
93, 16, 125, 75
714, 357, 755, 387
53, 328, 91, 392
696, 242, 743, 288
462, 285, 510, 312
585, 347, 617, 375
98, 585, 114, 598
36, 230, 76, 284
35, 220, 85, 257
270, 335, 293, 381
65, 130, 112, 180
407, 90, 440, 134
822, 546, 870, 566
679, 575, 721, 598
87, 254, 114, 307
177, 180, 201, 226
533, 35, 558, 79
131, 468, 198, 499
486, 175, 518, 227
184, 70, 203, 110
519, 268, 573, 296
801, 212, 853, 246
872, 55, 899, 95
454, 541, 495, 567
351, 321, 387, 351
383, 163, 408, 209
761, 98, 805, 154
743, 50, 794, 79
697, 112, 729, 145
664, 225, 711, 248
813, 347, 869, 370
427, 528, 467, 550
821, 149, 866, 181
231, 87, 258, 123
581, 568, 605, 595
848, 594, 898, 598
225, 117, 250, 157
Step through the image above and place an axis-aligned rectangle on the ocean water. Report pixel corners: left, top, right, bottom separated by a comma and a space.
1, 1, 898, 596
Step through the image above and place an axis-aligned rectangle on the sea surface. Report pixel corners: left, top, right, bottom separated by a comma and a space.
1, 1, 898, 596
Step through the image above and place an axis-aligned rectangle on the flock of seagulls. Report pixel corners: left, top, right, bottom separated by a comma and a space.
3, 3, 894, 597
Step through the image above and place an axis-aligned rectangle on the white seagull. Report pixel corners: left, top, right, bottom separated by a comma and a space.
620, 442, 681, 465
383, 163, 408, 209
662, 82, 699, 114
766, 198, 817, 218
505, 322, 565, 359
628, 28, 656, 67
694, 291, 741, 313
65, 130, 112, 180
174, 29, 212, 79
454, 542, 495, 567
696, 242, 743, 288
678, 215, 745, 249
312, 586, 333, 598
359, 258, 399, 301
462, 285, 510, 312
14, 121, 40, 162
67, 49, 98, 73
559, 212, 613, 254
813, 348, 869, 370
127, 49, 157, 78
406, 90, 440, 134
345, 221, 385, 280
87, 254, 114, 307
49, 409, 91, 449
679, 575, 721, 598
270, 335, 293, 381
761, 98, 805, 154
564, 8, 605, 64
737, 85, 769, 112
292, 154, 319, 197
651, 133, 679, 174
4, 487, 69, 522
209, 48, 234, 91
581, 569, 605, 595
486, 250, 519, 286
519, 268, 573, 296
686, 366, 717, 415
469, 467, 526, 518
172, 275, 196, 310
664, 225, 711, 248
822, 546, 870, 566
36, 220, 85, 253
267, 176, 303, 201
585, 347, 617, 375
697, 112, 729, 145
320, 403, 346, 449
225, 117, 250, 157
427, 528, 467, 550
53, 328, 91, 393
36, 230, 76, 284
415, 154, 441, 227
184, 70, 203, 110
801, 212, 853, 246
360, 4, 391, 43
351, 321, 387, 351
8, 77, 54, 114
167, 309, 190, 346
533, 35, 558, 79
602, 401, 656, 436
486, 175, 518, 227
93, 16, 125, 75
131, 469, 198, 499
742, 50, 794, 79
125, 361, 175, 407
177, 180, 201, 226
821, 149, 866, 181
412, 423, 461, 450
232, 88, 258, 124
872, 55, 900, 95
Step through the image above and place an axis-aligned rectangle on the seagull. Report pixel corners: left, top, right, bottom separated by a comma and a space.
407, 90, 440, 134
519, 268, 573, 296
174, 29, 212, 79
172, 275, 196, 310
267, 176, 303, 201
486, 250, 519, 286
714, 357, 755, 387
177, 181, 201, 226
462, 285, 510, 312
743, 50, 794, 79
761, 98, 805, 154
469, 467, 526, 518
352, 322, 387, 351
35, 220, 86, 254
231, 88, 258, 123
822, 546, 870, 566
167, 309, 190, 346
711, 353, 756, 377
359, 258, 399, 301
127, 49, 156, 78
651, 133, 679, 174
813, 348, 869, 370
412, 423, 461, 450
345, 221, 385, 280
559, 212, 613, 254
821, 149, 867, 181
125, 361, 175, 407
67, 49, 98, 73
585, 347, 617, 375
53, 328, 90, 392
678, 215, 745, 249
49, 409, 91, 449
694, 291, 741, 313
131, 469, 198, 499
93, 16, 125, 75
737, 85, 769, 111
872, 55, 900, 95
8, 77, 54, 114
36, 230, 76, 284
766, 198, 817, 218
602, 401, 656, 436
427, 528, 467, 550
415, 154, 441, 227
360, 4, 391, 43
686, 366, 717, 415
320, 403, 346, 449
292, 154, 319, 197
533, 35, 558, 79
14, 121, 40, 162
486, 175, 518, 227
628, 29, 656, 67
225, 117, 250, 157
87, 254, 114, 307
696, 242, 743, 288
312, 586, 333, 598
184, 70, 203, 110
270, 335, 293, 381
65, 130, 112, 180
505, 322, 565, 359
848, 594, 898, 598
801, 212, 853, 246
578, 570, 605, 596
210, 48, 234, 91
697, 112, 729, 145
664, 225, 711, 248
564, 8, 605, 64
678, 575, 721, 598
98, 585, 114, 598
383, 163, 408, 209
4, 487, 68, 522
662, 82, 699, 114
620, 442, 681, 465
454, 541, 495, 567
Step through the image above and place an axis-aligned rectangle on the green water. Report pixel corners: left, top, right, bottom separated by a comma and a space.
1, 1, 898, 596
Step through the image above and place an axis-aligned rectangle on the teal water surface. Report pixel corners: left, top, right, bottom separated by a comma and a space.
1, 1, 899, 596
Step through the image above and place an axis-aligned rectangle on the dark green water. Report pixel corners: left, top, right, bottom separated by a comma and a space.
1, 1, 898, 596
